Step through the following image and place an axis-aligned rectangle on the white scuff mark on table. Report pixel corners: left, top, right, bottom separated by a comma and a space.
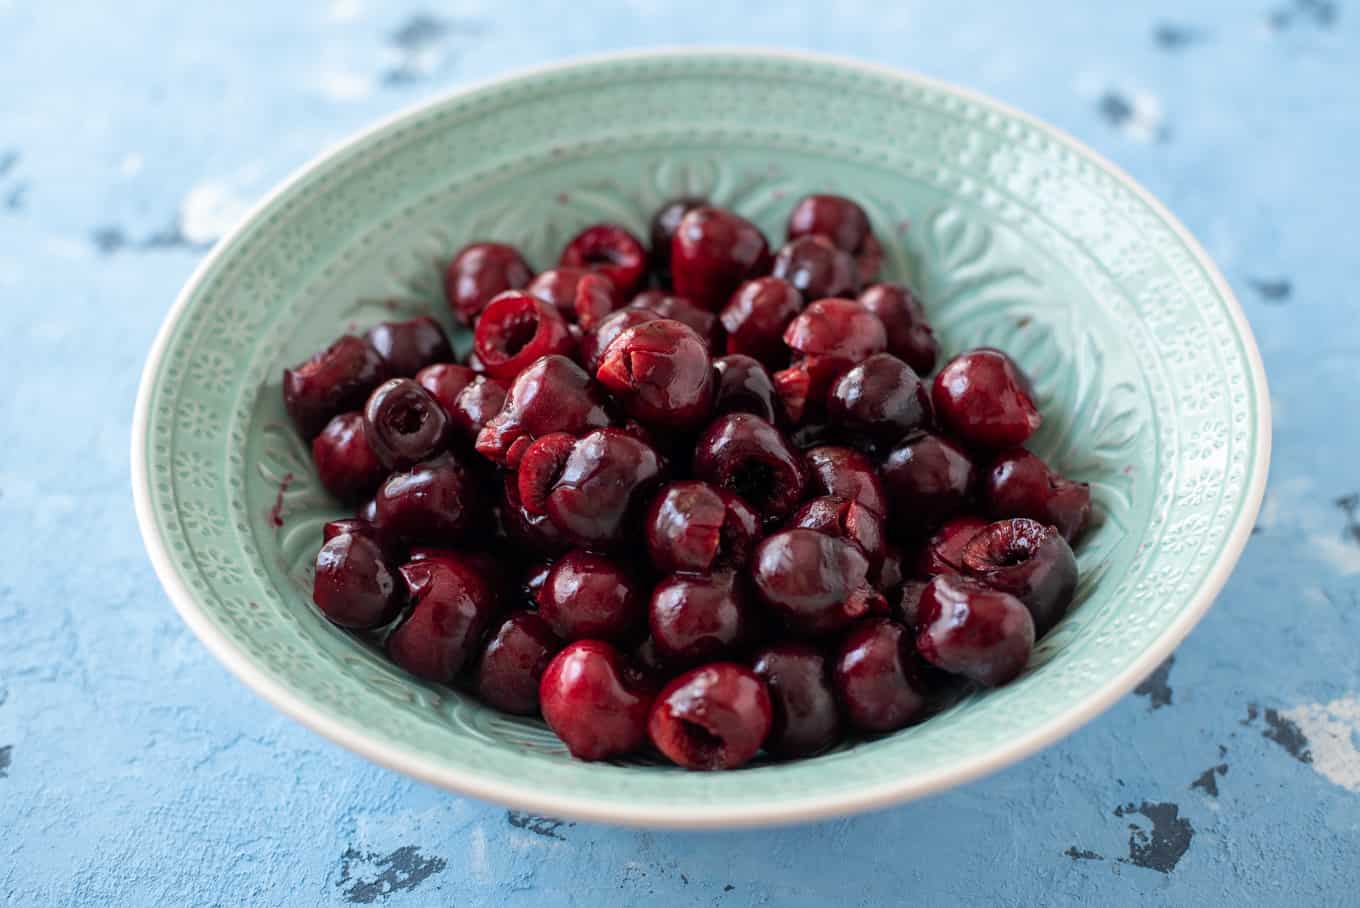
329, 0, 364, 22
468, 824, 490, 881
1310, 535, 1360, 576
179, 181, 256, 246
1283, 697, 1360, 793
1120, 92, 1165, 143
316, 70, 374, 102
120, 153, 144, 177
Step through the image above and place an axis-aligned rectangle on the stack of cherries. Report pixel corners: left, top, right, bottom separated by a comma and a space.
287, 193, 1092, 770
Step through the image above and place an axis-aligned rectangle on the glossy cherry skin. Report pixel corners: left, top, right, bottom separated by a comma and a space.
373, 453, 482, 543
475, 355, 615, 468
786, 194, 872, 255
283, 335, 389, 439
832, 618, 929, 732
693, 413, 808, 525
721, 277, 804, 369
526, 266, 621, 328
803, 445, 887, 516
415, 363, 476, 415
649, 196, 705, 281
857, 284, 939, 376
783, 298, 887, 363
312, 411, 386, 503
499, 474, 572, 556
983, 448, 1092, 542
386, 554, 499, 683
474, 611, 563, 715
578, 307, 661, 376
961, 518, 1078, 637
648, 663, 772, 770
771, 235, 859, 300
559, 223, 649, 297
596, 319, 714, 431
750, 642, 841, 758
362, 378, 450, 470
628, 291, 721, 348
893, 579, 929, 629
540, 640, 655, 761
751, 528, 886, 636
443, 241, 533, 324
365, 316, 453, 377
516, 432, 579, 517
712, 354, 781, 424
312, 532, 404, 629
542, 428, 666, 549
915, 575, 1034, 686
536, 549, 645, 643
473, 292, 575, 382
644, 480, 761, 574
322, 517, 383, 545
772, 354, 857, 426
444, 375, 507, 440
827, 353, 931, 446
919, 514, 990, 576
789, 496, 886, 573
881, 432, 977, 532
670, 206, 772, 311
932, 348, 1041, 449
649, 571, 753, 668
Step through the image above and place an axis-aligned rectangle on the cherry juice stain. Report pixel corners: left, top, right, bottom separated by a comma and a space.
269, 472, 295, 528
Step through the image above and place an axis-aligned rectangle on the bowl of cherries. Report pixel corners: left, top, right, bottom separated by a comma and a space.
133, 51, 1269, 827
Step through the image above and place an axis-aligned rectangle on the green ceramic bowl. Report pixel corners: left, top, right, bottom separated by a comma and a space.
132, 50, 1270, 828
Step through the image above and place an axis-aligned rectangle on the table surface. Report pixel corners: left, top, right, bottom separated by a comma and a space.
3, 1, 1358, 904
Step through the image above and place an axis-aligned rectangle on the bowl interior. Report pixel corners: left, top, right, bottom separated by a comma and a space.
137, 52, 1266, 825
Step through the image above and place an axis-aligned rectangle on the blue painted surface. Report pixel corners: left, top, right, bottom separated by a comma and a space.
2, 1, 1359, 904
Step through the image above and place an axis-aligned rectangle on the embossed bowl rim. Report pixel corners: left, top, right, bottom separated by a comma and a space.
131, 47, 1271, 828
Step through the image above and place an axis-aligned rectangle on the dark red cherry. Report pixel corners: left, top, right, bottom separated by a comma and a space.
312, 411, 386, 503
373, 453, 481, 543
771, 235, 859, 300
712, 354, 781, 424
919, 514, 990, 576
915, 574, 1034, 686
932, 349, 1041, 449
961, 518, 1078, 637
648, 663, 772, 770
786, 194, 872, 255
983, 448, 1092, 542
473, 291, 574, 383
693, 413, 807, 525
578, 307, 662, 376
721, 277, 804, 369
312, 532, 404, 629
475, 355, 614, 467
827, 353, 931, 445
362, 378, 450, 470
526, 267, 622, 328
386, 554, 498, 682
322, 517, 383, 546
644, 481, 760, 574
750, 642, 841, 758
783, 298, 887, 363
751, 529, 886, 635
628, 291, 721, 348
536, 549, 645, 643
857, 284, 939, 376
283, 335, 388, 439
772, 354, 856, 426
365, 316, 453, 377
649, 571, 753, 668
803, 445, 887, 516
670, 206, 772, 311
559, 223, 648, 297
596, 319, 714, 431
445, 376, 507, 440
541, 428, 666, 549
649, 196, 705, 281
540, 640, 654, 761
789, 496, 886, 573
881, 432, 977, 531
499, 474, 572, 556
414, 363, 476, 416
443, 242, 533, 324
475, 611, 563, 715
832, 618, 929, 732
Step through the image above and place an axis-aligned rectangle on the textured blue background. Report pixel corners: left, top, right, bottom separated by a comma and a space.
3, 1, 1359, 904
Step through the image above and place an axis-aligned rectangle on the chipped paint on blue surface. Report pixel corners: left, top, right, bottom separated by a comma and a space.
2, 1, 1359, 904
